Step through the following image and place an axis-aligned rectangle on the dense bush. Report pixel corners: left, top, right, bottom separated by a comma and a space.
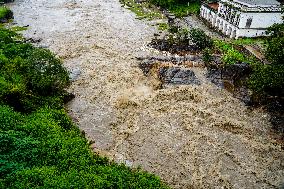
249, 64, 284, 96
221, 48, 246, 65
0, 6, 13, 22
202, 48, 213, 65
265, 37, 284, 65
0, 28, 70, 112
248, 22, 284, 97
265, 23, 284, 65
189, 28, 213, 50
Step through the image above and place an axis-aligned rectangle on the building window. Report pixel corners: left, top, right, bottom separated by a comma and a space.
245, 18, 252, 28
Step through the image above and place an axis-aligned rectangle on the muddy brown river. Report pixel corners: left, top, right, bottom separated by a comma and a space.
10, 0, 284, 188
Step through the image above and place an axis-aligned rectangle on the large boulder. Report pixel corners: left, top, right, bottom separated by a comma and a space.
222, 62, 252, 81
159, 67, 201, 85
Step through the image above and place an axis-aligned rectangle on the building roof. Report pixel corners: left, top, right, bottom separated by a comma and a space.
208, 2, 219, 11
234, 0, 281, 7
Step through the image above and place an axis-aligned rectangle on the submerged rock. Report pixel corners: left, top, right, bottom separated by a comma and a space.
222, 62, 252, 80
69, 67, 81, 81
138, 59, 155, 75
207, 62, 251, 83
159, 67, 201, 85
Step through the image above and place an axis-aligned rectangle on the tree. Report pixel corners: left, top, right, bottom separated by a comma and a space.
189, 28, 213, 49
265, 23, 284, 65
249, 21, 284, 96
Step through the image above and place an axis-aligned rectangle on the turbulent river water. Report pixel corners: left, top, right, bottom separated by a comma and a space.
10, 0, 284, 188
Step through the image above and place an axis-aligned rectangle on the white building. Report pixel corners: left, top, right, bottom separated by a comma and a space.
200, 0, 283, 38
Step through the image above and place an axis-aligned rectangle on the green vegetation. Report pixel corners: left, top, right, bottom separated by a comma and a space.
265, 23, 284, 65
10, 25, 28, 32
213, 40, 249, 65
151, 26, 214, 53
248, 63, 284, 96
202, 47, 213, 65
157, 22, 169, 31
206, 23, 283, 98
231, 37, 263, 46
248, 23, 284, 97
120, 0, 201, 20
0, 23, 168, 189
167, 24, 282, 98
189, 28, 213, 50
0, 28, 70, 112
0, 6, 13, 22
119, 0, 163, 20
149, 0, 201, 17
0, 106, 168, 188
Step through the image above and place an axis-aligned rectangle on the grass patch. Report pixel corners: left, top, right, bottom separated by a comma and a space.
120, 0, 163, 20
168, 2, 200, 17
214, 39, 255, 65
10, 25, 28, 32
120, 0, 201, 20
149, 0, 201, 17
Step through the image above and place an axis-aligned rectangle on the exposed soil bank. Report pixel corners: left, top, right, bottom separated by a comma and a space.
10, 0, 284, 188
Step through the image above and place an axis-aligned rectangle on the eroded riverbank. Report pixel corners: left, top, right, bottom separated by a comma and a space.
10, 0, 284, 188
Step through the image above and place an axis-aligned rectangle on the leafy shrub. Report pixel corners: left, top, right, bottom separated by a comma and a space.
202, 48, 213, 65
265, 37, 284, 65
265, 23, 284, 65
248, 22, 284, 97
0, 28, 18, 44
214, 40, 249, 65
176, 28, 190, 44
189, 28, 213, 50
157, 23, 169, 31
221, 48, 246, 65
214, 40, 233, 53
249, 62, 284, 96
168, 25, 179, 34
0, 28, 70, 111
0, 6, 13, 22
24, 48, 70, 96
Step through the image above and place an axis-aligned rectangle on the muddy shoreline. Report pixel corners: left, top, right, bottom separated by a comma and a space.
9, 0, 284, 188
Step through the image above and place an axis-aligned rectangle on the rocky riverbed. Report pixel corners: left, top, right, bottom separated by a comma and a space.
10, 0, 284, 188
